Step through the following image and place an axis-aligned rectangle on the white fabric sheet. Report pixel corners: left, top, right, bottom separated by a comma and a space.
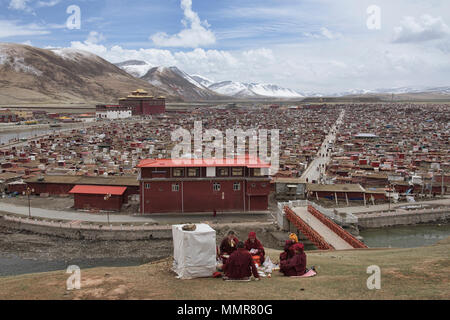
172, 224, 217, 279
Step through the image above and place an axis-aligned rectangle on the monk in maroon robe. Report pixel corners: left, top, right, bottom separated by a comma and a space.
244, 231, 265, 265
223, 242, 260, 280
220, 231, 239, 264
280, 243, 307, 277
280, 233, 299, 261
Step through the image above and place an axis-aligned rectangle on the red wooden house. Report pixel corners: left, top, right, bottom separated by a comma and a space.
69, 185, 127, 211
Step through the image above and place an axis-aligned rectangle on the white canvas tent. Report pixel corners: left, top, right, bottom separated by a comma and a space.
172, 224, 217, 280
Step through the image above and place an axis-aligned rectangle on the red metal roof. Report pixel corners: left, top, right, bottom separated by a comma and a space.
137, 155, 271, 169
69, 185, 127, 196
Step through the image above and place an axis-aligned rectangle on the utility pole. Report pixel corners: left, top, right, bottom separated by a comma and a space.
24, 186, 34, 219
429, 170, 434, 198
104, 193, 112, 224
387, 185, 390, 211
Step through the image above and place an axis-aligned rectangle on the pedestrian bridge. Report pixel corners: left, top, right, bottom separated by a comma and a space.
277, 201, 367, 250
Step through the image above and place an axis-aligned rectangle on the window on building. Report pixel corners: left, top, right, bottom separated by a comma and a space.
173, 168, 184, 177
233, 182, 241, 191
188, 167, 200, 177
232, 167, 243, 176
213, 183, 221, 191
145, 183, 151, 189
251, 183, 256, 188
253, 168, 262, 177
217, 167, 229, 177
261, 183, 267, 188
172, 184, 180, 192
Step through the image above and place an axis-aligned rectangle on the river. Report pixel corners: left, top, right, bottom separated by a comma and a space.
359, 223, 450, 248
0, 128, 64, 145
0, 255, 149, 277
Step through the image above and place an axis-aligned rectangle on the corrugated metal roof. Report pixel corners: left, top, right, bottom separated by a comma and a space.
69, 185, 127, 196
307, 183, 366, 193
25, 175, 139, 186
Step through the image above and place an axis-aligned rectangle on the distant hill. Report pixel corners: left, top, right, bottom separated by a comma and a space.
117, 60, 304, 99
139, 65, 227, 101
0, 43, 179, 105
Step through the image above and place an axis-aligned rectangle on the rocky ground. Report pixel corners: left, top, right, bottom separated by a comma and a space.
0, 220, 282, 266
0, 226, 172, 262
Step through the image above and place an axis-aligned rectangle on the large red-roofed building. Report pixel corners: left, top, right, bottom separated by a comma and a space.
137, 156, 271, 214
119, 89, 165, 115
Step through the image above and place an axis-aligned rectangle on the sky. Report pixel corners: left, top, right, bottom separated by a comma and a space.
1, 0, 450, 94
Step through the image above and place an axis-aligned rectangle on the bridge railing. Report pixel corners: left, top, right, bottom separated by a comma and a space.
307, 205, 368, 249
277, 200, 358, 229
284, 206, 334, 250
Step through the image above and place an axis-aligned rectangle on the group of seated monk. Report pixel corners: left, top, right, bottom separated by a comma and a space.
218, 231, 308, 280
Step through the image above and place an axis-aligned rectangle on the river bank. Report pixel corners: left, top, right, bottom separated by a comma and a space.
0, 225, 172, 277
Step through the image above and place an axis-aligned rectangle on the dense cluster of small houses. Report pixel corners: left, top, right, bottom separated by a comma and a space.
0, 101, 448, 213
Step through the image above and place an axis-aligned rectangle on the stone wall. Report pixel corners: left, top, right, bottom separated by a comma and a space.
358, 210, 448, 228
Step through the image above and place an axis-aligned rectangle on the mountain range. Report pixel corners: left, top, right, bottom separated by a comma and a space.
116, 60, 304, 99
0, 43, 449, 105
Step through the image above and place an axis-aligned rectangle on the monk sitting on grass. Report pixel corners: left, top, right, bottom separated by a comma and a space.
220, 231, 239, 264
280, 243, 307, 277
245, 231, 266, 265
223, 242, 260, 281
280, 233, 299, 262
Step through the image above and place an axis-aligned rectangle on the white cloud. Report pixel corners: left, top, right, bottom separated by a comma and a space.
60, 35, 450, 94
8, 0, 32, 12
86, 31, 106, 45
303, 27, 342, 40
320, 27, 342, 40
392, 15, 450, 43
36, 0, 61, 7
150, 0, 216, 48
0, 20, 50, 38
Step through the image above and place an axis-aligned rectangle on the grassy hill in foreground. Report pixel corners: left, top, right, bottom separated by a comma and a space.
0, 237, 449, 300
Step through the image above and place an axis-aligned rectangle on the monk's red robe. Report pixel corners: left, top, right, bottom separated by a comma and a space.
280, 240, 296, 261
223, 248, 260, 280
220, 236, 239, 264
280, 251, 307, 277
244, 238, 265, 264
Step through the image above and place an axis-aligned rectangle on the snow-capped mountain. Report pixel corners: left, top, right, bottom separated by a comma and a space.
117, 61, 305, 99
115, 59, 450, 99
246, 83, 304, 98
190, 74, 215, 88
115, 60, 154, 78
140, 66, 225, 101
328, 86, 450, 97
202, 81, 304, 98
208, 81, 257, 97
